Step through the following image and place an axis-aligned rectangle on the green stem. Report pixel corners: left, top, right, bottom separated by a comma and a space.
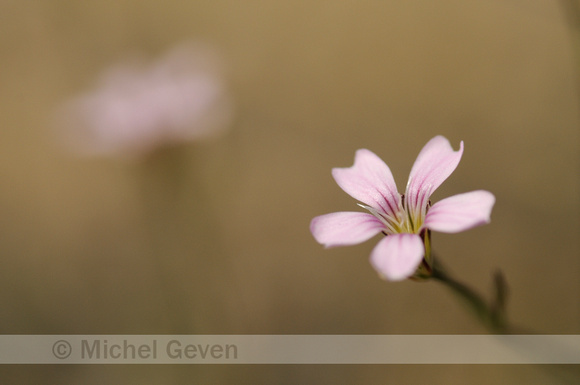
430, 263, 508, 333
138, 146, 194, 334
559, 0, 580, 109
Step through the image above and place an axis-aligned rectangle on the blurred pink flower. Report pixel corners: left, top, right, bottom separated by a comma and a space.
310, 136, 495, 281
58, 42, 233, 157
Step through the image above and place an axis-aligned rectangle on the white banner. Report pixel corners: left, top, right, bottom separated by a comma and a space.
0, 335, 578, 364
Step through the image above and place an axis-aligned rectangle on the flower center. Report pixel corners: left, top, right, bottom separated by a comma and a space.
358, 194, 430, 235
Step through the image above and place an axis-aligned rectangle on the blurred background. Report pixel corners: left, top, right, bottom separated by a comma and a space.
0, 0, 579, 383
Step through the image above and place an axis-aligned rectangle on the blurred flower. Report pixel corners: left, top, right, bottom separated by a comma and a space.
58, 42, 233, 157
310, 136, 495, 281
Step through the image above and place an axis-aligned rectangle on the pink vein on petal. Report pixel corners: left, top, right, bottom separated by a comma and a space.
332, 149, 401, 219
405, 136, 464, 219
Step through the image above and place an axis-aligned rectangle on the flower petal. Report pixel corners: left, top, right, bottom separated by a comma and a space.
310, 212, 385, 248
405, 136, 464, 224
370, 233, 424, 281
332, 149, 401, 219
424, 190, 495, 233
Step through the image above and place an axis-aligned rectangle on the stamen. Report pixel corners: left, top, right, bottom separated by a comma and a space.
357, 203, 400, 234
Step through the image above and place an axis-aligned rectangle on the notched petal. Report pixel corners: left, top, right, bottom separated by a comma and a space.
331, 149, 402, 219
405, 136, 464, 218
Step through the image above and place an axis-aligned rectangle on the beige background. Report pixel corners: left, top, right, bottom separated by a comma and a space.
0, 0, 579, 383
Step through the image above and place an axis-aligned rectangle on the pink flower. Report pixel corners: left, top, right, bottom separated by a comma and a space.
310, 136, 495, 281
58, 42, 233, 158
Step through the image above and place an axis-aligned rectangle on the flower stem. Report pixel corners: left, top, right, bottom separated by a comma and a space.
427, 258, 580, 382
430, 261, 508, 333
